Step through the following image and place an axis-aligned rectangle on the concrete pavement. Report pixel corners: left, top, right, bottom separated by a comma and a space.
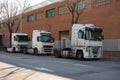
0, 62, 72, 80
0, 51, 120, 80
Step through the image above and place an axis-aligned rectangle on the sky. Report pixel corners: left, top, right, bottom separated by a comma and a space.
29, 0, 46, 6
0, 0, 46, 6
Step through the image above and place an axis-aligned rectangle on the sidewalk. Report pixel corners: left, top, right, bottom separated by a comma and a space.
0, 62, 72, 80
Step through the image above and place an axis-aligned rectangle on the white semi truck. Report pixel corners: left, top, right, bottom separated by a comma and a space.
54, 24, 104, 59
23, 30, 54, 55
7, 33, 29, 52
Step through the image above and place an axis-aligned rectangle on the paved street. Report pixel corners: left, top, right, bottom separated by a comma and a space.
0, 51, 120, 80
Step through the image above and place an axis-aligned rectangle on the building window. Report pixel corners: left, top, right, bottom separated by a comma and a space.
92, 0, 112, 7
75, 1, 87, 11
36, 12, 44, 20
46, 8, 55, 18
58, 6, 68, 15
28, 14, 34, 22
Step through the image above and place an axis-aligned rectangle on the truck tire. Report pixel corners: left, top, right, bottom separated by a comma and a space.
34, 48, 38, 55
54, 50, 61, 58
55, 53, 61, 58
23, 48, 28, 54
76, 51, 84, 60
13, 47, 16, 53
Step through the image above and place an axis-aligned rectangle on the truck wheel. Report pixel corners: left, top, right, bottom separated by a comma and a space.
34, 48, 38, 55
76, 51, 84, 60
55, 53, 61, 58
54, 50, 61, 58
13, 47, 16, 53
23, 48, 28, 54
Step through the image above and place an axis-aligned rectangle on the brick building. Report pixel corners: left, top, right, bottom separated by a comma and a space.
0, 0, 120, 54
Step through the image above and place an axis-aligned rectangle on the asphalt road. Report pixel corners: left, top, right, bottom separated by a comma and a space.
0, 51, 120, 80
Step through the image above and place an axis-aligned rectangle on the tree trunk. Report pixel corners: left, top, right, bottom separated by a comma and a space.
71, 12, 74, 25
6, 22, 12, 48
75, 14, 80, 24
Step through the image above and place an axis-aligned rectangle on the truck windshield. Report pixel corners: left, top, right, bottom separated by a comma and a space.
85, 28, 103, 41
40, 35, 54, 43
38, 33, 54, 43
17, 35, 28, 42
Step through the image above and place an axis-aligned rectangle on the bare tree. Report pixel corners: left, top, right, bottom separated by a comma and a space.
66, 0, 87, 25
0, 0, 30, 47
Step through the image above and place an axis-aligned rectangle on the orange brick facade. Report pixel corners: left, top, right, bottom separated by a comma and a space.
0, 0, 120, 51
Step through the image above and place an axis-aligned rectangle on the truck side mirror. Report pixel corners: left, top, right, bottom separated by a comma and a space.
52, 37, 55, 42
37, 37, 39, 42
28, 37, 30, 41
37, 36, 41, 42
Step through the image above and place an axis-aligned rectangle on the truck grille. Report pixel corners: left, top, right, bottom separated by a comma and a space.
92, 47, 99, 54
43, 45, 53, 52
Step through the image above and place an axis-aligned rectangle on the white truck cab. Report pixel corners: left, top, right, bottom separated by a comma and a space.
55, 24, 104, 59
7, 33, 29, 52
71, 24, 103, 59
24, 30, 54, 55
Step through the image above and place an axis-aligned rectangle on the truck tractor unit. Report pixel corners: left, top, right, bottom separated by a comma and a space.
7, 33, 29, 52
24, 30, 54, 55
55, 24, 104, 60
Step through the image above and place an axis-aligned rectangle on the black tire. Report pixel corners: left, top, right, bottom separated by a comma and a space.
76, 51, 84, 60
23, 48, 28, 54
34, 48, 38, 55
13, 47, 16, 53
54, 50, 61, 58
55, 53, 61, 58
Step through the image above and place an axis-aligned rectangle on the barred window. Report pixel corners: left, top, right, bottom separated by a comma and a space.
92, 0, 112, 7
58, 6, 68, 15
36, 12, 44, 20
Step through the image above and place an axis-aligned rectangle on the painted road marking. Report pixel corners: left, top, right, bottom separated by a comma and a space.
56, 61, 72, 64
73, 64, 89, 67
19, 64, 54, 72
56, 61, 91, 67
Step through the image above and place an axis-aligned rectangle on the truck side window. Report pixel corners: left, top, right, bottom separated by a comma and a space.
14, 36, 17, 41
78, 30, 84, 39
37, 37, 39, 42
